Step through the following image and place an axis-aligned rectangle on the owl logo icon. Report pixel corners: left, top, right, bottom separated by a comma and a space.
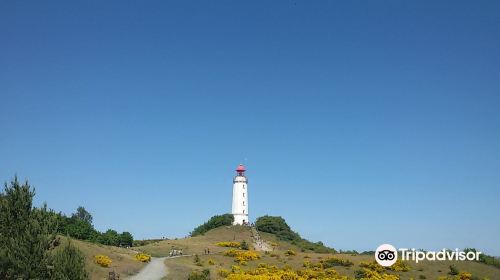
375, 244, 398, 266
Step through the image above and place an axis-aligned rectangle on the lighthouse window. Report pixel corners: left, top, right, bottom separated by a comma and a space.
243, 201, 245, 206
243, 193, 245, 197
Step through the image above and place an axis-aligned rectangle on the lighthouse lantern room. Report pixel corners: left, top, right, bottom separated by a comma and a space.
232, 164, 248, 225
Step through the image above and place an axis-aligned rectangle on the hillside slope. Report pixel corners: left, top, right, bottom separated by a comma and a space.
135, 226, 500, 280
58, 237, 146, 280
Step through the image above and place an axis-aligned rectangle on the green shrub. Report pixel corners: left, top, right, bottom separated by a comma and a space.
57, 207, 133, 247
255, 216, 292, 234
51, 240, 88, 280
449, 265, 459, 275
188, 269, 210, 280
255, 215, 336, 254
321, 257, 353, 267
240, 240, 249, 250
191, 214, 234, 236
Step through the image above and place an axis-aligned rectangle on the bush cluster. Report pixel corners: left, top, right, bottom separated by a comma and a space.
56, 211, 133, 247
438, 272, 473, 280
224, 249, 260, 264
354, 268, 399, 280
191, 214, 234, 236
217, 263, 351, 279
321, 257, 354, 268
255, 215, 336, 254
359, 261, 384, 273
359, 260, 410, 273
388, 260, 411, 272
188, 269, 210, 280
355, 260, 414, 279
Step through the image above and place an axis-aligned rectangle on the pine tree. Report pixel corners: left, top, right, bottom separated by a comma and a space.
0, 177, 56, 278
0, 177, 57, 279
51, 239, 88, 280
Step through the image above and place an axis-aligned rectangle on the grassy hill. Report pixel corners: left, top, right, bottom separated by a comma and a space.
56, 236, 146, 280
134, 226, 500, 280
54, 226, 500, 279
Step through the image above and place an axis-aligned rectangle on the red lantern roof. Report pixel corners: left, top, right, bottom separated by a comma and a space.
236, 164, 246, 173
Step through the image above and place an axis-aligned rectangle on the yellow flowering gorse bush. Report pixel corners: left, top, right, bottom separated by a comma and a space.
438, 272, 473, 280
135, 253, 151, 262
217, 241, 242, 248
357, 268, 400, 280
224, 249, 260, 264
94, 254, 112, 267
220, 265, 350, 280
387, 260, 410, 272
359, 260, 410, 272
285, 249, 297, 256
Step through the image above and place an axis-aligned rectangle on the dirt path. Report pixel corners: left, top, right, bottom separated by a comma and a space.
126, 255, 192, 280
126, 257, 167, 280
250, 226, 272, 251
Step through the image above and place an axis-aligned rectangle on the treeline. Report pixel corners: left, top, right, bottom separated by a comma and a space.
191, 214, 234, 236
0, 177, 88, 279
255, 215, 336, 254
54, 207, 133, 247
464, 248, 500, 269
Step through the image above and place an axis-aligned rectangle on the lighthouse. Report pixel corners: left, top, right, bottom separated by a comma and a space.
232, 164, 248, 225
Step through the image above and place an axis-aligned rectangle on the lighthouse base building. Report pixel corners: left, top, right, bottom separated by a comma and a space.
232, 164, 248, 225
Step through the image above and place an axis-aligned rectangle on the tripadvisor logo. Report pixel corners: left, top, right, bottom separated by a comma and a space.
375, 244, 482, 267
375, 244, 398, 266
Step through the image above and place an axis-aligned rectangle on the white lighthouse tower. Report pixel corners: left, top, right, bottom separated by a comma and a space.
232, 164, 248, 225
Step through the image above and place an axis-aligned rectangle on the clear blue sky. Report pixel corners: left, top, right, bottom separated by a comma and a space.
1, 1, 499, 255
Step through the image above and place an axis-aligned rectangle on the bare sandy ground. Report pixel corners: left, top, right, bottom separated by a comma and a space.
126, 257, 167, 280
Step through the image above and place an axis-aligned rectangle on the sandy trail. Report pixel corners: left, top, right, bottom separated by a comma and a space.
126, 255, 192, 280
126, 257, 167, 280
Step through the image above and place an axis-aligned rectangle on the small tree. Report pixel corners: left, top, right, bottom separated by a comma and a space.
72, 206, 93, 225
0, 177, 58, 279
240, 240, 249, 250
97, 229, 120, 246
64, 217, 96, 240
119, 232, 134, 247
51, 240, 88, 280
